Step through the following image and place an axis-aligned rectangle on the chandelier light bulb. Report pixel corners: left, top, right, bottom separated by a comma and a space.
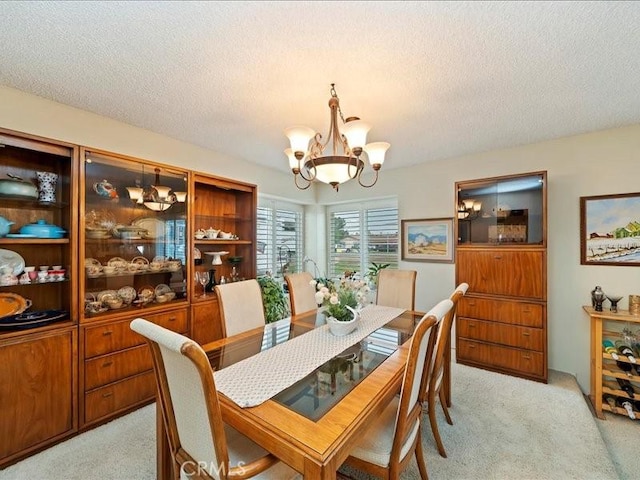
341, 120, 371, 156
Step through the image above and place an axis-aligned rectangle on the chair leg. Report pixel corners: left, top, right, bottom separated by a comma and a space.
439, 388, 453, 425
415, 427, 429, 480
428, 396, 447, 458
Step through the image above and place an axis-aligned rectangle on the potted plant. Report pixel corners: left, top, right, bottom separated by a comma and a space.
365, 262, 390, 289
257, 275, 290, 323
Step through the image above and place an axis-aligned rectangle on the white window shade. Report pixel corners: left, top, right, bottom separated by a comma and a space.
257, 198, 304, 278
327, 200, 398, 278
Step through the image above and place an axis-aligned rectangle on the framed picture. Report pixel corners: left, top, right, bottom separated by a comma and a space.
580, 192, 640, 266
401, 218, 454, 263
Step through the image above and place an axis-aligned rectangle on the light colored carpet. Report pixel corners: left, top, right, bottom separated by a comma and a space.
0, 363, 627, 480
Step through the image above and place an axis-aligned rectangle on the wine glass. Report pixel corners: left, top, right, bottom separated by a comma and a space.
196, 271, 209, 297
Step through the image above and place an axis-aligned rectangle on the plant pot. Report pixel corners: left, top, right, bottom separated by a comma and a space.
326, 307, 360, 336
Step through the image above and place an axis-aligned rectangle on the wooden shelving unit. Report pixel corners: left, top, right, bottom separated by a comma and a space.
584, 306, 640, 420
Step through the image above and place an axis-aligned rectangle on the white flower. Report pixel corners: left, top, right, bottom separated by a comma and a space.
314, 291, 325, 305
310, 279, 317, 287
329, 294, 339, 305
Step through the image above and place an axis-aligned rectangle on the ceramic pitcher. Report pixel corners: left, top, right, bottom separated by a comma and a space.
36, 171, 58, 204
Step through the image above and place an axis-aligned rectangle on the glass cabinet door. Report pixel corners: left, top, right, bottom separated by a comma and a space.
456, 172, 546, 245
81, 150, 188, 320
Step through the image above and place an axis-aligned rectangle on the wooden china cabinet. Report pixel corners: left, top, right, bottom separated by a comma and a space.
0, 128, 79, 467
455, 171, 548, 382
78, 148, 190, 428
189, 172, 257, 345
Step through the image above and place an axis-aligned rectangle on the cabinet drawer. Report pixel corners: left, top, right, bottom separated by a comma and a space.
458, 318, 544, 351
458, 297, 543, 327
84, 344, 153, 390
84, 371, 156, 425
84, 309, 188, 358
457, 249, 545, 299
458, 339, 544, 377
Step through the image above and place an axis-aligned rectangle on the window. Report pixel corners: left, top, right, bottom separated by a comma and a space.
327, 200, 398, 278
257, 198, 304, 278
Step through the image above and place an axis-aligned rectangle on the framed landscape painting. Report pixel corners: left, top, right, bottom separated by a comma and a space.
580, 192, 640, 266
401, 218, 454, 263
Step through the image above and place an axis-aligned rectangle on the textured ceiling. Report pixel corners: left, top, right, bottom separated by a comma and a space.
1, 1, 639, 174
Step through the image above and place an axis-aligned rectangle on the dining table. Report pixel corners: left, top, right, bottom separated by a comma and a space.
155, 306, 425, 480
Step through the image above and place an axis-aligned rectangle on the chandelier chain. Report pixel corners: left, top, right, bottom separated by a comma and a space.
330, 83, 347, 125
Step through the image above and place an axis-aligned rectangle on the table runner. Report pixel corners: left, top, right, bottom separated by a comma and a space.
214, 304, 405, 407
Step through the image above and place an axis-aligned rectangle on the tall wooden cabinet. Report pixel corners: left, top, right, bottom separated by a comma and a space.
0, 129, 79, 465
78, 148, 190, 428
190, 172, 257, 345
455, 171, 548, 382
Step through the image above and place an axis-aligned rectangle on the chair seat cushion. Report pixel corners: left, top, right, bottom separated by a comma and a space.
349, 397, 419, 468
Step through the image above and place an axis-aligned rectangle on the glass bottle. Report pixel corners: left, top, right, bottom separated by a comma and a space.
205, 269, 217, 292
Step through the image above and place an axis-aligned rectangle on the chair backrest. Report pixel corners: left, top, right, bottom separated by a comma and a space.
420, 283, 468, 402
215, 279, 266, 337
284, 272, 317, 316
391, 299, 454, 463
376, 269, 417, 310
130, 318, 229, 480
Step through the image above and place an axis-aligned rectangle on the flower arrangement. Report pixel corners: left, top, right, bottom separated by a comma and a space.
312, 276, 370, 322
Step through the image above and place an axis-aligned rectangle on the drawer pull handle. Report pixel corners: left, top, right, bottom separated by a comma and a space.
468, 323, 476, 328
168, 316, 176, 322
522, 309, 531, 313
522, 355, 531, 360
102, 331, 113, 336
494, 256, 502, 260
522, 332, 531, 337
468, 344, 476, 349
102, 392, 113, 398
467, 302, 476, 306
102, 361, 113, 368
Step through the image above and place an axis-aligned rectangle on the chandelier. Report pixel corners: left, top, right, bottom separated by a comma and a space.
284, 84, 390, 191
126, 168, 186, 211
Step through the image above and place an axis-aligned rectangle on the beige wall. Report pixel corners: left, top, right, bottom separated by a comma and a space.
2, 85, 639, 391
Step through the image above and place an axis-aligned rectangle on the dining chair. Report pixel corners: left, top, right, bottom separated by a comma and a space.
421, 283, 468, 458
284, 272, 317, 316
215, 279, 266, 337
443, 282, 469, 409
376, 269, 417, 310
342, 298, 454, 480
129, 318, 299, 480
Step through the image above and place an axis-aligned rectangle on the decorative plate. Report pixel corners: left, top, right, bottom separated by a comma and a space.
0, 310, 69, 330
131, 256, 150, 266
193, 247, 201, 260
132, 217, 165, 239
97, 290, 118, 303
0, 249, 25, 276
85, 258, 101, 267
117, 286, 137, 305
0, 292, 31, 319
154, 283, 172, 298
107, 257, 128, 269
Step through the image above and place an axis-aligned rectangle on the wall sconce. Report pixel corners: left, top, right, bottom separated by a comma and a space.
458, 199, 482, 220
126, 168, 186, 211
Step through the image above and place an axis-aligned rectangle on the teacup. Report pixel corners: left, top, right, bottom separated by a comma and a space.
149, 262, 163, 271
103, 266, 116, 275
106, 298, 123, 309
52, 265, 62, 270
86, 301, 104, 314
86, 265, 102, 276
39, 265, 49, 271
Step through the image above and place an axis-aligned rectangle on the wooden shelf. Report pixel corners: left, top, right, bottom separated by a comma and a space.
0, 238, 69, 245
194, 239, 252, 245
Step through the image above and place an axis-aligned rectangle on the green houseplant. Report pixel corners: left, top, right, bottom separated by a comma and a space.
257, 275, 290, 323
365, 262, 390, 288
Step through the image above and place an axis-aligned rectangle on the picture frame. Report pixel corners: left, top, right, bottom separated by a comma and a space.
401, 217, 454, 263
580, 192, 640, 266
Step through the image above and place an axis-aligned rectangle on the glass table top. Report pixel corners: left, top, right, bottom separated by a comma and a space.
207, 310, 422, 421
